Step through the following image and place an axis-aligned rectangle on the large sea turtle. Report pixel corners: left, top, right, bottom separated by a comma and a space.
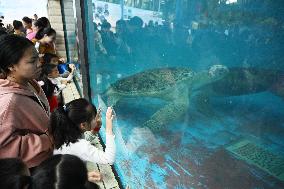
194, 67, 284, 114
100, 65, 229, 131
198, 67, 284, 97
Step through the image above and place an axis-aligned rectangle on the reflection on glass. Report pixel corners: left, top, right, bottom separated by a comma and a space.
88, 0, 284, 188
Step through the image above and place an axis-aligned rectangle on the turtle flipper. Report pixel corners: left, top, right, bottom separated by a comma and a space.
142, 101, 188, 131
192, 92, 216, 117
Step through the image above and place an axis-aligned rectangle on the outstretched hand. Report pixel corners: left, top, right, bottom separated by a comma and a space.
106, 107, 114, 121
69, 64, 76, 71
106, 107, 114, 135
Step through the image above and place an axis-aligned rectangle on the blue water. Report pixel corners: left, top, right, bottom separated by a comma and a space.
89, 1, 284, 188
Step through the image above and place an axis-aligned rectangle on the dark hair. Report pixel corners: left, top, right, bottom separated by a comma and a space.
43, 53, 58, 64
32, 154, 94, 189
50, 98, 97, 149
0, 158, 31, 189
0, 35, 34, 76
13, 20, 23, 30
116, 19, 126, 28
0, 28, 7, 36
39, 63, 58, 97
22, 17, 32, 24
0, 158, 28, 176
34, 20, 45, 30
35, 27, 56, 40
40, 77, 57, 97
101, 22, 111, 29
129, 16, 143, 28
37, 17, 51, 28
41, 62, 57, 75
33, 17, 50, 34
85, 181, 100, 189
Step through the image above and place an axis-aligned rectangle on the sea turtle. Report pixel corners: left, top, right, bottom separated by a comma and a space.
195, 67, 284, 98
194, 67, 284, 114
198, 67, 284, 97
101, 65, 229, 131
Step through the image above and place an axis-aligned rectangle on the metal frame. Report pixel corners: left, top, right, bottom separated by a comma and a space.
74, 0, 91, 99
59, 0, 70, 62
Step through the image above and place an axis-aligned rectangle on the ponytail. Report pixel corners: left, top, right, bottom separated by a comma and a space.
50, 105, 82, 149
0, 175, 32, 189
35, 27, 56, 40
49, 98, 97, 149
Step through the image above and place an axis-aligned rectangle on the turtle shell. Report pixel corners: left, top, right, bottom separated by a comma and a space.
110, 67, 194, 95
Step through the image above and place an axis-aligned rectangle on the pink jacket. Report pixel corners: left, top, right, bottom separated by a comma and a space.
26, 31, 36, 41
0, 79, 53, 168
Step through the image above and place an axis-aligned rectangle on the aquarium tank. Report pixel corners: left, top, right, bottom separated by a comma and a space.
81, 0, 284, 188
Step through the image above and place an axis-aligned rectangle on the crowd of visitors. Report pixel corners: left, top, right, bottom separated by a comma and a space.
0, 15, 116, 189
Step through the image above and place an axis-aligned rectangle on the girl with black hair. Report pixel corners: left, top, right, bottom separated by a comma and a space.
35, 27, 56, 42
42, 52, 71, 77
33, 27, 66, 63
33, 27, 57, 55
22, 17, 33, 37
32, 154, 99, 189
38, 73, 58, 112
39, 53, 75, 112
0, 158, 31, 189
0, 35, 53, 168
52, 98, 116, 165
13, 20, 25, 37
42, 53, 59, 65
36, 17, 51, 29
27, 18, 48, 42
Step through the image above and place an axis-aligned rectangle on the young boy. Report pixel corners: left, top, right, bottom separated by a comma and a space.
46, 64, 76, 94
39, 63, 75, 111
42, 53, 69, 77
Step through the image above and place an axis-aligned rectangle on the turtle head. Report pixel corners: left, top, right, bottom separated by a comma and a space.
208, 64, 229, 81
100, 86, 120, 107
191, 65, 229, 91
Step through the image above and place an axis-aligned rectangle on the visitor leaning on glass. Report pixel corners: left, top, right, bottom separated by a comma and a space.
52, 98, 116, 165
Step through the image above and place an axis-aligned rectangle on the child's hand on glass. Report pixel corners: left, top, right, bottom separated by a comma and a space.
106, 107, 114, 135
106, 107, 114, 121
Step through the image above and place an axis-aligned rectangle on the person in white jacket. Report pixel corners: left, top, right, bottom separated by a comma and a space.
51, 98, 116, 165
47, 63, 76, 95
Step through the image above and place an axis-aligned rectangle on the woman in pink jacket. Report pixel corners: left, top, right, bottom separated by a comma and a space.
0, 34, 53, 168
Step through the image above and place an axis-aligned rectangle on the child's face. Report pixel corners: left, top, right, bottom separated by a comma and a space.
92, 110, 102, 133
48, 67, 60, 78
23, 21, 31, 29
43, 34, 56, 44
83, 109, 101, 133
50, 57, 59, 65
32, 22, 39, 32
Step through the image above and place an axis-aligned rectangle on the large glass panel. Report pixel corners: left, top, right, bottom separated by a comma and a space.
86, 0, 284, 188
